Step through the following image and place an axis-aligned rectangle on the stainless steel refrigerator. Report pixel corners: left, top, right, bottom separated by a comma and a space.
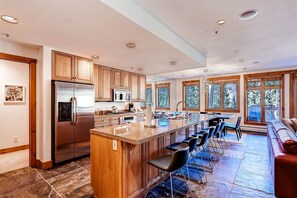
52, 81, 94, 164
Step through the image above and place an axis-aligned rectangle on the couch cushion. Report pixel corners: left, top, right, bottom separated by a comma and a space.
272, 121, 297, 155
281, 118, 296, 134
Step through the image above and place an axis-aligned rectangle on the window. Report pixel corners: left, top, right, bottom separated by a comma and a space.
146, 84, 153, 107
156, 83, 170, 110
182, 80, 200, 110
244, 73, 284, 124
290, 72, 297, 118
205, 76, 240, 112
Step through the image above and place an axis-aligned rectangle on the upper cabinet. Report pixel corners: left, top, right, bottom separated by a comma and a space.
52, 51, 93, 84
131, 73, 146, 101
94, 64, 112, 101
112, 69, 130, 89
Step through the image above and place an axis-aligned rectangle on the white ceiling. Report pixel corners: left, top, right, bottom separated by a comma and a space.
1, 0, 297, 80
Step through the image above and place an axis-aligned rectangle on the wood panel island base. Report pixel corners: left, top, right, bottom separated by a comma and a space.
90, 114, 232, 198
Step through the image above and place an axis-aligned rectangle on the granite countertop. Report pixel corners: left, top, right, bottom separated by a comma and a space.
95, 111, 146, 118
90, 114, 227, 145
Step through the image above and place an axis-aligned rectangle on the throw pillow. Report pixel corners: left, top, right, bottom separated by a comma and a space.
290, 118, 297, 131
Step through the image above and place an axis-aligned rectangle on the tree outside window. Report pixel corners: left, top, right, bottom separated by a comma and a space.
206, 76, 240, 112
182, 80, 200, 110
146, 84, 152, 107
156, 83, 170, 110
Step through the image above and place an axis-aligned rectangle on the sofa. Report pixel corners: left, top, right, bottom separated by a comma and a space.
267, 118, 297, 198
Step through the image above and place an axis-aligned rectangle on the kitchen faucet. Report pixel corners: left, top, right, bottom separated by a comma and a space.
176, 101, 189, 119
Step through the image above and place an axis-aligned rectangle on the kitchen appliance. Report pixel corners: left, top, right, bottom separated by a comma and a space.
52, 81, 94, 164
113, 89, 131, 102
111, 106, 119, 113
120, 115, 137, 124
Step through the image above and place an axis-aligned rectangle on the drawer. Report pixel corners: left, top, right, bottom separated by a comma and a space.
95, 117, 110, 124
110, 117, 119, 122
95, 123, 110, 128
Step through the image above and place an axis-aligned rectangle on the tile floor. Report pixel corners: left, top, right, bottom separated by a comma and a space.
0, 133, 275, 198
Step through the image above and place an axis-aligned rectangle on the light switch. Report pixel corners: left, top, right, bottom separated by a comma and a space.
112, 140, 117, 151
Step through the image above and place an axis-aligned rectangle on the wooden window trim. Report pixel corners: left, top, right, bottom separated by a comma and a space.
182, 80, 200, 111
205, 75, 240, 113
244, 73, 285, 125
142, 84, 153, 110
155, 83, 170, 110
290, 71, 297, 118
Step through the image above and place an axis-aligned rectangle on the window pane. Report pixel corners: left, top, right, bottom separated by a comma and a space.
208, 84, 221, 109
158, 87, 169, 108
247, 90, 261, 122
224, 83, 237, 109
265, 89, 281, 122
146, 88, 152, 107
265, 80, 281, 86
247, 81, 261, 87
185, 85, 199, 109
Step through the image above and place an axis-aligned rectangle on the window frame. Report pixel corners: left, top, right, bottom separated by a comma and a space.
155, 83, 170, 110
290, 72, 297, 118
182, 80, 200, 111
244, 72, 284, 125
205, 75, 240, 113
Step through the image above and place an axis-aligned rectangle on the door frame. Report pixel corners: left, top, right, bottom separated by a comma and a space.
0, 52, 37, 167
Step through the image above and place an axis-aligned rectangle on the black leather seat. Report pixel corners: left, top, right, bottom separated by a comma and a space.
225, 116, 242, 140
146, 147, 190, 198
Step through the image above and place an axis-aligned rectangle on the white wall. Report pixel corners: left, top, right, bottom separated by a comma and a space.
0, 60, 29, 149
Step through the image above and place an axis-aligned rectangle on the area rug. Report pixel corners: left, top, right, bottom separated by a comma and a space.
224, 132, 247, 144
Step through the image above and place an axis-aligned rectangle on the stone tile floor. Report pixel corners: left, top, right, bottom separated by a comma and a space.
0, 133, 275, 198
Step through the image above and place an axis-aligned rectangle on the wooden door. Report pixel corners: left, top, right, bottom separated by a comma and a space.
113, 69, 122, 88
99, 66, 112, 101
93, 65, 100, 100
122, 71, 130, 89
139, 75, 146, 101
52, 51, 74, 81
74, 57, 93, 84
131, 73, 139, 101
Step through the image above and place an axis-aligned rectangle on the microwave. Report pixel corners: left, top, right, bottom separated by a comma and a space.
113, 89, 131, 102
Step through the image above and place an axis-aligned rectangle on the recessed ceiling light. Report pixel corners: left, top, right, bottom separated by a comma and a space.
1, 33, 9, 38
234, 49, 239, 53
239, 59, 244, 62
170, 61, 176, 65
91, 55, 99, 59
243, 67, 247, 70
239, 9, 259, 20
137, 68, 143, 71
126, 42, 136, 48
1, 15, 18, 24
252, 61, 259, 64
217, 20, 225, 25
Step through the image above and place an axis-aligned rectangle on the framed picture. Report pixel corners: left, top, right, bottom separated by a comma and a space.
4, 85, 26, 104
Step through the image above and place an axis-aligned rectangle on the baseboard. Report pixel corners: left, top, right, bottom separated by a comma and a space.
36, 159, 53, 169
0, 144, 29, 154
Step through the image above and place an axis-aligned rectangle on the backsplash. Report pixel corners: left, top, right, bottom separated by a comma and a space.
95, 101, 141, 111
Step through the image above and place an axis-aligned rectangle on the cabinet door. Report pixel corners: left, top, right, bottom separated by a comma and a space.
52, 51, 74, 81
75, 57, 93, 84
113, 70, 122, 88
131, 74, 139, 101
93, 65, 100, 100
139, 75, 146, 100
99, 66, 112, 101
122, 71, 130, 89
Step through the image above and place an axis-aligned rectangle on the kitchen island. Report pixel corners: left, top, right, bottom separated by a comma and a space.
90, 114, 233, 198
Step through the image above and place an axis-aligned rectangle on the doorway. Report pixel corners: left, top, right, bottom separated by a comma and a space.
0, 52, 37, 168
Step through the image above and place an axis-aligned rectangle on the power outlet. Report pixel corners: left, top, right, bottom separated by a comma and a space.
112, 140, 117, 151
13, 137, 18, 143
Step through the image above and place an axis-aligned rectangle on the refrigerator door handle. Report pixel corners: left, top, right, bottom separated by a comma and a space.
74, 97, 78, 125
71, 97, 75, 125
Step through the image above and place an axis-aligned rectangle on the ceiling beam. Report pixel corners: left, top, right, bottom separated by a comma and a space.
100, 0, 206, 67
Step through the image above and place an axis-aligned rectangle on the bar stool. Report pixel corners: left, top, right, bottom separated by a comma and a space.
146, 147, 190, 198
166, 137, 205, 183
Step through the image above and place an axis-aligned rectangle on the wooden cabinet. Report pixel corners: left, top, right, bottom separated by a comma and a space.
112, 69, 130, 89
94, 65, 112, 101
131, 74, 146, 101
52, 51, 93, 84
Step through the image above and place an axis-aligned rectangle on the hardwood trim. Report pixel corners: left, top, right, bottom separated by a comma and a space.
36, 159, 53, 169
243, 70, 297, 79
155, 83, 170, 110
182, 80, 200, 111
205, 76, 240, 113
146, 84, 152, 88
290, 72, 297, 118
0, 53, 37, 167
0, 145, 29, 154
